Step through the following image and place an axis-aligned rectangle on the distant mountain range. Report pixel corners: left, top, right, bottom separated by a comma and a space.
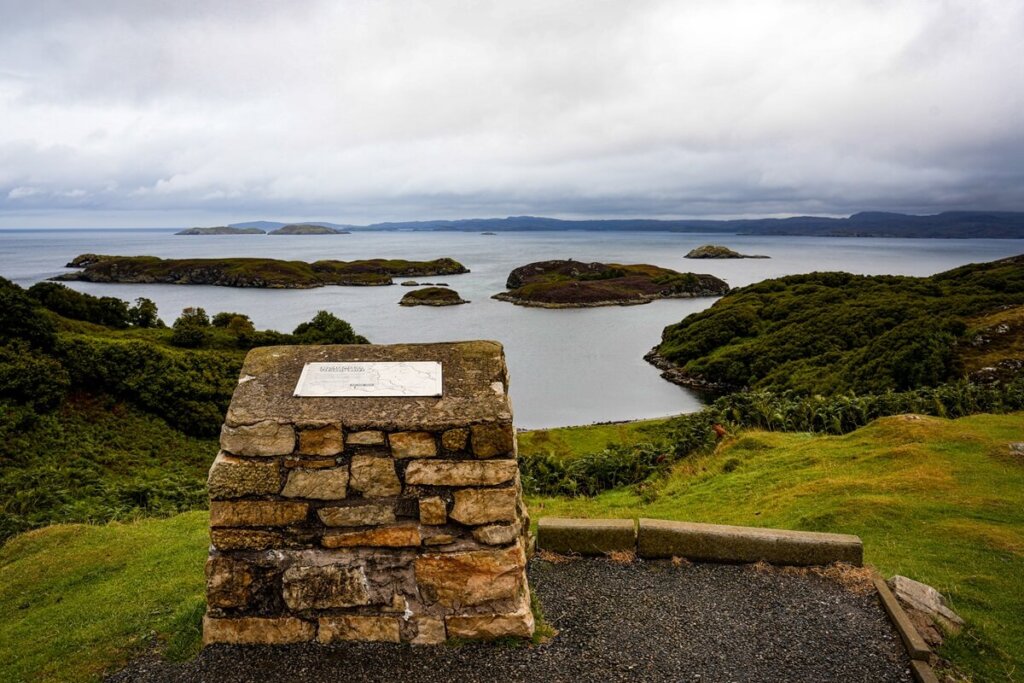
228, 211, 1024, 238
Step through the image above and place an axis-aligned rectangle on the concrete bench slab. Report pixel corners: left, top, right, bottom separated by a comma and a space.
537, 518, 636, 555
637, 518, 863, 566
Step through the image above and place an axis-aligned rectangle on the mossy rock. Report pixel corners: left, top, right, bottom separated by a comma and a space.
685, 245, 769, 259
399, 287, 469, 306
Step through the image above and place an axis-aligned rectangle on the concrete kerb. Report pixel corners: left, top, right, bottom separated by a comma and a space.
536, 516, 863, 566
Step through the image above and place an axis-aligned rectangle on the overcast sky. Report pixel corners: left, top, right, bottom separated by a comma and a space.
1, 0, 1022, 227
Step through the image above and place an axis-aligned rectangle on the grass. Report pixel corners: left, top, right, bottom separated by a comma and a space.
517, 416, 672, 462
1, 413, 1021, 681
0, 511, 208, 683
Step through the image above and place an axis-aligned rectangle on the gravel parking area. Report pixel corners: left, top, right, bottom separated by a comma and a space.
111, 557, 913, 682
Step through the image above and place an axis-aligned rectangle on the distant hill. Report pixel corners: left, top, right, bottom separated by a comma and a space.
229, 211, 1024, 238
268, 223, 350, 235
176, 226, 265, 235
230, 220, 353, 231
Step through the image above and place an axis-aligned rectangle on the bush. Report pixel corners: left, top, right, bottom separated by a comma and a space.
170, 307, 211, 348
293, 311, 368, 344
28, 282, 132, 329
128, 297, 163, 328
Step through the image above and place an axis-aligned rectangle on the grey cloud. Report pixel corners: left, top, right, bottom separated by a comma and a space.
0, 0, 1022, 226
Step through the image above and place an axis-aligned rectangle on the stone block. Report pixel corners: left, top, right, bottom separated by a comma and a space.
470, 423, 515, 458
349, 455, 401, 497
297, 424, 343, 456
446, 599, 534, 640
322, 525, 422, 548
282, 564, 371, 610
209, 500, 308, 527
203, 616, 315, 645
220, 420, 295, 457
636, 518, 863, 566
450, 488, 518, 525
346, 430, 386, 446
411, 617, 447, 645
441, 428, 469, 452
390, 431, 438, 458
281, 467, 348, 500
318, 616, 401, 643
211, 529, 297, 551
404, 460, 518, 487
318, 503, 396, 527
415, 543, 526, 607
472, 524, 519, 546
419, 497, 447, 525
537, 517, 636, 555
207, 452, 281, 499
206, 556, 253, 609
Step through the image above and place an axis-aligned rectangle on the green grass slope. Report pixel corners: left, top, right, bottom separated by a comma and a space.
0, 512, 208, 683
532, 412, 1024, 681
3, 414, 1021, 682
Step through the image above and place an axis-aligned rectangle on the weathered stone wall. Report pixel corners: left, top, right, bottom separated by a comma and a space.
204, 342, 533, 646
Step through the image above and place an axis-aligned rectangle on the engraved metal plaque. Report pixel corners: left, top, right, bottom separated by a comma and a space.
293, 361, 442, 397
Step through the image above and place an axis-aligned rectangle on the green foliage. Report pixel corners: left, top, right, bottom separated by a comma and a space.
656, 255, 1024, 394
0, 396, 215, 544
211, 311, 251, 328
170, 307, 211, 348
128, 297, 162, 328
28, 282, 131, 329
292, 310, 369, 344
0, 277, 57, 350
56, 335, 240, 436
0, 343, 70, 412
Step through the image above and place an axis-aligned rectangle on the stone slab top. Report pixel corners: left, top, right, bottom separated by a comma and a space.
638, 518, 862, 545
226, 341, 512, 431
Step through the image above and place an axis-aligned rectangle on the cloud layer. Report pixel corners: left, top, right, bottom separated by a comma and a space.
1, 0, 1022, 226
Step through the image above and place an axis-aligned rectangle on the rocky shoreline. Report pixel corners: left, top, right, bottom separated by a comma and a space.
643, 347, 738, 393
54, 254, 469, 289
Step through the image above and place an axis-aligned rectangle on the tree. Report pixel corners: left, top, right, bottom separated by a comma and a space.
128, 298, 162, 328
292, 311, 367, 344
170, 307, 211, 348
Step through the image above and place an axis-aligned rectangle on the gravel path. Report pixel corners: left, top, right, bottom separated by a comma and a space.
110, 558, 913, 682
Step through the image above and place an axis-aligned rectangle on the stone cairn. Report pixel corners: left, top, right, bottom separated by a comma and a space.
204, 341, 534, 646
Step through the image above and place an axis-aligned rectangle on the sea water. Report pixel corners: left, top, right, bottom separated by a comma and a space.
1, 229, 1021, 428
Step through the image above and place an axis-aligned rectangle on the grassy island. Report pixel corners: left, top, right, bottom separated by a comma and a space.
492, 259, 729, 307
649, 253, 1024, 393
54, 254, 469, 288
685, 244, 769, 259
267, 223, 350, 235
399, 286, 468, 306
175, 226, 265, 235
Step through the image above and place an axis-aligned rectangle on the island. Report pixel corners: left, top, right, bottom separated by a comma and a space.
175, 226, 266, 235
399, 287, 468, 306
268, 223, 351, 235
54, 254, 469, 288
492, 259, 729, 307
685, 244, 769, 259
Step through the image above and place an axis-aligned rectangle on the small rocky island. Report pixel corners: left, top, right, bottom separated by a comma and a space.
493, 259, 729, 307
55, 254, 468, 288
175, 226, 266, 235
399, 286, 468, 306
685, 244, 769, 259
268, 223, 351, 235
